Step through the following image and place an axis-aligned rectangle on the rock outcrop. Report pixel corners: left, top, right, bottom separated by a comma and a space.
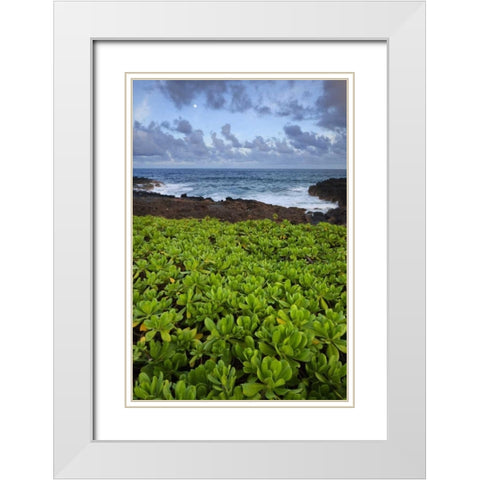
309, 207, 346, 226
308, 178, 347, 207
133, 176, 164, 191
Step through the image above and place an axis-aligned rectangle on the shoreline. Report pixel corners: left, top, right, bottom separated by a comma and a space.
133, 190, 346, 226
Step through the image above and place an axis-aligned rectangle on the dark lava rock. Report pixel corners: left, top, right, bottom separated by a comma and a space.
134, 190, 174, 199
180, 194, 213, 201
133, 191, 346, 226
133, 191, 310, 224
133, 176, 164, 191
324, 207, 347, 225
308, 178, 347, 207
308, 207, 346, 226
308, 212, 328, 225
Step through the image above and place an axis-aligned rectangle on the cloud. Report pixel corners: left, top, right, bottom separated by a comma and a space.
211, 132, 228, 152
283, 124, 332, 154
156, 80, 204, 108
277, 99, 310, 121
274, 139, 294, 154
206, 88, 227, 109
272, 80, 347, 129
229, 84, 252, 112
147, 80, 347, 132
185, 129, 209, 156
158, 118, 193, 135
175, 119, 193, 135
244, 136, 272, 152
221, 124, 241, 148
255, 105, 272, 115
133, 118, 346, 169
315, 81, 347, 129
134, 96, 151, 123
133, 121, 208, 160
154, 80, 257, 114
330, 129, 347, 156
155, 80, 236, 111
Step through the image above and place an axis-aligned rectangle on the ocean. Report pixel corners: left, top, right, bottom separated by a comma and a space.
133, 168, 346, 213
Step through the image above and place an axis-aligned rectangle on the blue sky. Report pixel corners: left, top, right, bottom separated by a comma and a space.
133, 79, 346, 169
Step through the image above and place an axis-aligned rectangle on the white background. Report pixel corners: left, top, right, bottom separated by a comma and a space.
0, 0, 478, 477
95, 43, 385, 440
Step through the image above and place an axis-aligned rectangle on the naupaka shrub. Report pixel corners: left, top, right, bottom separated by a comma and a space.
132, 216, 347, 400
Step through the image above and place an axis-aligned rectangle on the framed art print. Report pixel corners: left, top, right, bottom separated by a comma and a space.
125, 72, 355, 408
54, 1, 425, 477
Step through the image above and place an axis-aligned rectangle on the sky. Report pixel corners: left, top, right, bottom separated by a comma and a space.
133, 79, 347, 169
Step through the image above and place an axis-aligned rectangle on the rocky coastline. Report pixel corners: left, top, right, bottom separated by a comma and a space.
307, 177, 346, 225
133, 176, 164, 191
133, 176, 347, 226
308, 177, 346, 207
134, 191, 311, 224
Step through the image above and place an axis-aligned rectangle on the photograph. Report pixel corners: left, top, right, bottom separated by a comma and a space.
49, 0, 429, 476
130, 77, 350, 401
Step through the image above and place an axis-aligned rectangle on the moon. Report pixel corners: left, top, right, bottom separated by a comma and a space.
193, 104, 197, 108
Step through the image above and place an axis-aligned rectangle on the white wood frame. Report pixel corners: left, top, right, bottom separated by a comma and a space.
54, 1, 425, 477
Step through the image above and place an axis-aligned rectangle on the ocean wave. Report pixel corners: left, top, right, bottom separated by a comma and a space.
151, 182, 194, 196
133, 170, 343, 212
202, 188, 337, 213
144, 183, 338, 212
250, 191, 337, 213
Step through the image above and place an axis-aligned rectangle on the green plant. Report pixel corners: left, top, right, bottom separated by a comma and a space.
132, 216, 347, 400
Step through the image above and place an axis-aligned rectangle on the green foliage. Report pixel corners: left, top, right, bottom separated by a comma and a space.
132, 216, 347, 401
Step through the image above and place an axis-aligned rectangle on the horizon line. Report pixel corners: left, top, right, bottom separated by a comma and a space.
133, 166, 346, 170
